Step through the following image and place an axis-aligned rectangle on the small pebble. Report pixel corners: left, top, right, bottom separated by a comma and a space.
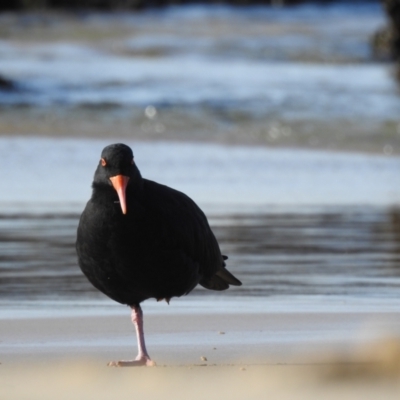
240, 367, 246, 371
219, 331, 225, 335
200, 356, 207, 362
213, 347, 217, 350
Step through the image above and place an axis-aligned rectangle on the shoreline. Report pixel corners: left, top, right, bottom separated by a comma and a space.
2, 295, 400, 363
0, 107, 400, 157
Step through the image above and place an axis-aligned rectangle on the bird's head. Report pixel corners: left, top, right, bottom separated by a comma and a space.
93, 143, 140, 215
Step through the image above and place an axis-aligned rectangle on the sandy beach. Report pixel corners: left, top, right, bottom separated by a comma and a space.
3, 360, 399, 400
1, 300, 400, 399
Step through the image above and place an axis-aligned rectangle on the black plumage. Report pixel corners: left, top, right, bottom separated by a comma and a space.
76, 143, 241, 366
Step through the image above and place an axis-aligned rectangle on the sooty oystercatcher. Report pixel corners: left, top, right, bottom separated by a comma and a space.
76, 143, 241, 366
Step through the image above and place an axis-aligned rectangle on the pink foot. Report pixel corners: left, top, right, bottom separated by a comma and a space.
107, 357, 156, 367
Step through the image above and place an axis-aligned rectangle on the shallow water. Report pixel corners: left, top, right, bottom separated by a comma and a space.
0, 206, 399, 304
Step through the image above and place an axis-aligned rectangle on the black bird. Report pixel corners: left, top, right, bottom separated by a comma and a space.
76, 143, 241, 366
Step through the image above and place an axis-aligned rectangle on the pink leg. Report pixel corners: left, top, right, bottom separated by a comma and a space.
108, 304, 156, 367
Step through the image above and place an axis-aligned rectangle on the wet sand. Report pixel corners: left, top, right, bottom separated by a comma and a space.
1, 108, 398, 155
1, 308, 400, 399
2, 309, 400, 365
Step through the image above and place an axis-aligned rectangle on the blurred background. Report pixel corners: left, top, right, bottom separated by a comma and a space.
0, 0, 399, 307
1, 0, 400, 153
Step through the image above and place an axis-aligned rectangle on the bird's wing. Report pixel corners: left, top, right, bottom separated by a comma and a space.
141, 179, 223, 280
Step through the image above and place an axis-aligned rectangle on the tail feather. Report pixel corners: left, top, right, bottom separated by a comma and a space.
215, 268, 242, 286
200, 274, 229, 291
200, 257, 242, 291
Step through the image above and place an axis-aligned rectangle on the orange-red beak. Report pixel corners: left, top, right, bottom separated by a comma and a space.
109, 175, 130, 215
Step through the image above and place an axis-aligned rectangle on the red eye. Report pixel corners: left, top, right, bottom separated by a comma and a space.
101, 158, 107, 167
